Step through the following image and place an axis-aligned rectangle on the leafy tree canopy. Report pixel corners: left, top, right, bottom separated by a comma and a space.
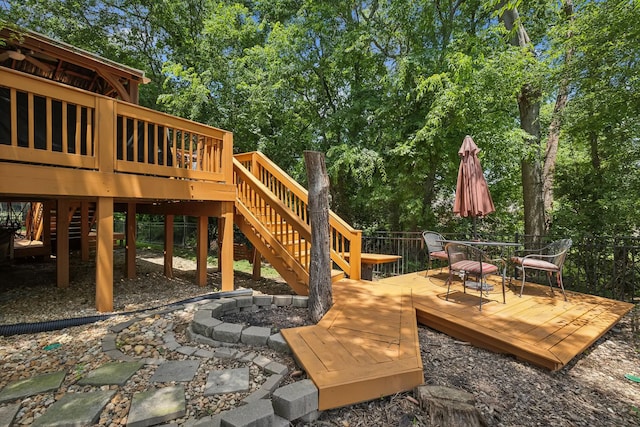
1, 0, 638, 237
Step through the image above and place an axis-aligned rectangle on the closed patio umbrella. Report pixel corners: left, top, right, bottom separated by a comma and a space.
453, 135, 495, 237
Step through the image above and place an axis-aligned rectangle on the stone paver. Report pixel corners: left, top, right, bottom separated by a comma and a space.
204, 367, 250, 396
0, 403, 20, 427
32, 390, 116, 427
151, 360, 200, 383
0, 371, 66, 403
78, 361, 144, 386
127, 386, 186, 427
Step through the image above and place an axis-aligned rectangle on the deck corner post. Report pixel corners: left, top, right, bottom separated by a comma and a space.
220, 202, 234, 291
351, 230, 362, 280
222, 132, 234, 185
96, 97, 115, 174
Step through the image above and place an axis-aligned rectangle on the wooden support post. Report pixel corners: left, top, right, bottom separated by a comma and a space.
164, 215, 174, 278
42, 201, 53, 257
196, 215, 208, 287
304, 151, 332, 323
220, 202, 234, 291
95, 197, 114, 312
125, 202, 136, 279
56, 199, 70, 288
216, 217, 223, 273
80, 201, 90, 261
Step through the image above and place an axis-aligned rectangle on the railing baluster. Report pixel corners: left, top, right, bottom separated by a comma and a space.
46, 97, 52, 151
27, 92, 34, 149
73, 103, 81, 154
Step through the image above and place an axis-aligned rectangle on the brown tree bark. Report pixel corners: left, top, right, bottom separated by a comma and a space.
501, 5, 546, 244
304, 150, 332, 323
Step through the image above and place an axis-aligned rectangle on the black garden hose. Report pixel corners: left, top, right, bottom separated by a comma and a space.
0, 288, 253, 337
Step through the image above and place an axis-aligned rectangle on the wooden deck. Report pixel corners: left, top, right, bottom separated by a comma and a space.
281, 270, 634, 410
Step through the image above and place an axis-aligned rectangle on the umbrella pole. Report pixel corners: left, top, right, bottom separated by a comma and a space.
473, 216, 477, 240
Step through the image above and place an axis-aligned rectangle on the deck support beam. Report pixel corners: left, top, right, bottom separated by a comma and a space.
56, 198, 70, 288
196, 215, 208, 287
125, 203, 136, 278
80, 201, 90, 261
95, 196, 114, 312
164, 215, 174, 278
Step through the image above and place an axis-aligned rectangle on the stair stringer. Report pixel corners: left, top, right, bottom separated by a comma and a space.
234, 212, 309, 296
234, 152, 362, 280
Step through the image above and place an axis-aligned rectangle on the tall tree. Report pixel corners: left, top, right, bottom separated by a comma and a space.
498, 2, 546, 241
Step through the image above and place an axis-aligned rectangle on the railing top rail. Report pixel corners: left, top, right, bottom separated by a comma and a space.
233, 158, 312, 241
238, 151, 360, 235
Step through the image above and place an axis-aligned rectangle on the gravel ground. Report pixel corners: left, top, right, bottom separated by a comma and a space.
1, 249, 639, 426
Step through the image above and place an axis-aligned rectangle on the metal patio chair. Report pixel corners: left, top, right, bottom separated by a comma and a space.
422, 231, 449, 276
445, 242, 505, 311
511, 239, 572, 301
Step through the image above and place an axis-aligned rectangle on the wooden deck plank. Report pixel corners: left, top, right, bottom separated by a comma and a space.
326, 328, 396, 363
380, 270, 633, 371
298, 326, 360, 371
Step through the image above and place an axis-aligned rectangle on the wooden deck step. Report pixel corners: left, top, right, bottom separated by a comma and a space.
281, 280, 423, 410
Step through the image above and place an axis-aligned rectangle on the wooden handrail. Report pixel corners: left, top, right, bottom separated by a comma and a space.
0, 67, 233, 184
234, 152, 361, 279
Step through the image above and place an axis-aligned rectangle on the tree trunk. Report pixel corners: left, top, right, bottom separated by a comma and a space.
518, 83, 545, 244
501, 5, 546, 244
304, 151, 332, 323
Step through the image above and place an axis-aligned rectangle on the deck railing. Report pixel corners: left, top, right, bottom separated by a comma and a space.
234, 151, 362, 279
234, 157, 311, 285
0, 67, 233, 183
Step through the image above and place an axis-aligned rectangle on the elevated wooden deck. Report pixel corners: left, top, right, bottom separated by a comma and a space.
282, 270, 634, 409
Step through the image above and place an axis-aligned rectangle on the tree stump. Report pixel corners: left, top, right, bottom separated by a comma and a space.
415, 385, 488, 427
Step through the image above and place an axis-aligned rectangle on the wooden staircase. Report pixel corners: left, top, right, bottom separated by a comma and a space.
13, 201, 120, 259
233, 152, 363, 295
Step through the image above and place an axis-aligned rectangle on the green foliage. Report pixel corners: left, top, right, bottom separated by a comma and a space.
1, 0, 638, 237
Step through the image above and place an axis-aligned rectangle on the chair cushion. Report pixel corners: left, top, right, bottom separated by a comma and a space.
511, 257, 559, 272
450, 260, 498, 275
430, 250, 448, 260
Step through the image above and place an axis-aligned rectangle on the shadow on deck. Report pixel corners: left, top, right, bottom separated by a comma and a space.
281, 270, 634, 410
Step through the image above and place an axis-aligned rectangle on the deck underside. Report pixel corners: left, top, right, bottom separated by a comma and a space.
281, 270, 634, 410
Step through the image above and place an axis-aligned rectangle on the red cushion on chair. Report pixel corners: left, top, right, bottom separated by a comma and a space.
430, 250, 448, 260
511, 257, 559, 272
451, 260, 498, 275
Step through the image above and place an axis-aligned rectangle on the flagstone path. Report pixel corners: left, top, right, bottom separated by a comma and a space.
0, 294, 319, 427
